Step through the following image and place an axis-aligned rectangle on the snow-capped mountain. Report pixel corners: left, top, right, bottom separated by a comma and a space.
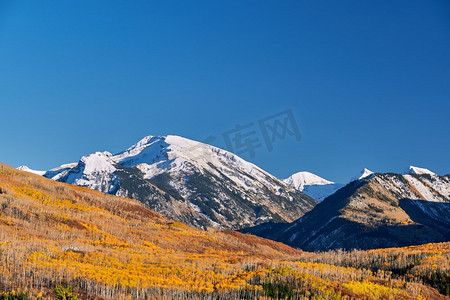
17, 165, 46, 176
242, 168, 450, 251
283, 171, 334, 190
283, 168, 379, 202
398, 166, 450, 202
350, 168, 374, 181
283, 171, 344, 202
40, 135, 316, 229
404, 165, 436, 176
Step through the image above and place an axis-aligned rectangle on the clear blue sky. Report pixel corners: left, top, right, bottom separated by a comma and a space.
1, 0, 449, 183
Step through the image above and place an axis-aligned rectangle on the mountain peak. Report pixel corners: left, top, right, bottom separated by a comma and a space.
16, 165, 46, 176
283, 171, 334, 191
351, 168, 374, 181
42, 134, 316, 229
17, 165, 30, 171
283, 171, 343, 202
129, 135, 194, 150
404, 165, 436, 176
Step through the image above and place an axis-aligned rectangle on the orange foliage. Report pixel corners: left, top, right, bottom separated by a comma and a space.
0, 163, 448, 299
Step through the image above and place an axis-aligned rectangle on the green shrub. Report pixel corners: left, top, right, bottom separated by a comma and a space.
262, 281, 294, 299
0, 291, 29, 300
421, 269, 450, 296
54, 285, 78, 300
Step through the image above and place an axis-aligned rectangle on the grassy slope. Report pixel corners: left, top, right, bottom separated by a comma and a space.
0, 163, 448, 299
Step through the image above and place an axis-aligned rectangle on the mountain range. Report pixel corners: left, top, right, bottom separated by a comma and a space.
242, 167, 450, 250
18, 135, 450, 251
21, 135, 316, 230
3, 163, 448, 299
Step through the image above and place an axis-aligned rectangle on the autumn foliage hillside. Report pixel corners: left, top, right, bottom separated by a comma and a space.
0, 163, 448, 299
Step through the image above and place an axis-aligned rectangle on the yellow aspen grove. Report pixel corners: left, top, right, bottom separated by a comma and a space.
0, 164, 449, 299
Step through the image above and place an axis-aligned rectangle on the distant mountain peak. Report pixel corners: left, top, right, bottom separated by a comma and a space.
283, 171, 334, 190
351, 168, 374, 181
17, 165, 46, 176
283, 171, 344, 202
404, 165, 436, 176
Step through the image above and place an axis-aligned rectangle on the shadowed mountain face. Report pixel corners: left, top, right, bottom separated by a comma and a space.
399, 199, 450, 236
241, 173, 450, 251
42, 135, 316, 229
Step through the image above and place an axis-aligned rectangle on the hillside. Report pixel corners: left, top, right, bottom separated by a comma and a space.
38, 135, 316, 230
1, 163, 449, 299
242, 172, 450, 251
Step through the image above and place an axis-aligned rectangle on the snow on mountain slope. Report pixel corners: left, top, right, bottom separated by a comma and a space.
17, 166, 46, 176
284, 168, 380, 202
43, 163, 78, 180
375, 172, 450, 203
283, 171, 344, 202
44, 135, 316, 229
404, 165, 435, 175
55, 152, 119, 194
115, 135, 276, 193
402, 167, 450, 200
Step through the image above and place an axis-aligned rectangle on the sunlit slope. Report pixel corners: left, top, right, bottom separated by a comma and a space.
1, 163, 448, 299
0, 163, 299, 297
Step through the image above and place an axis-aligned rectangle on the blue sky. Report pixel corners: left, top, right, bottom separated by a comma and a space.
1, 0, 449, 183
